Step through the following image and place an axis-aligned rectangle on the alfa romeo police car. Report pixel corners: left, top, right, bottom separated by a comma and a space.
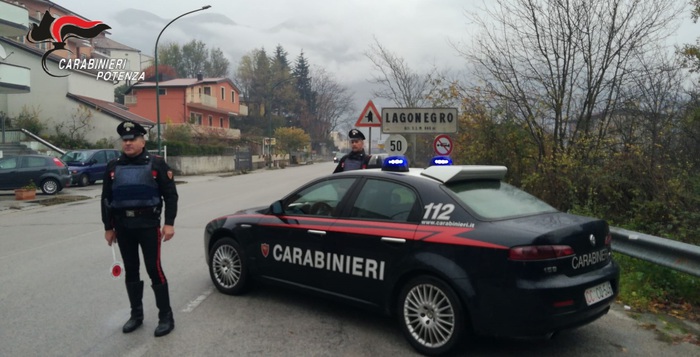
203, 157, 619, 356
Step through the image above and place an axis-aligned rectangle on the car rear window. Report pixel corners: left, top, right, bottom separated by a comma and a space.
446, 180, 557, 220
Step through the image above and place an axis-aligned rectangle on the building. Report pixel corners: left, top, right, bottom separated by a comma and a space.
125, 74, 244, 140
0, 0, 154, 147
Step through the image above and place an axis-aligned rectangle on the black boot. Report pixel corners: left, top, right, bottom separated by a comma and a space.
153, 283, 174, 337
123, 281, 144, 333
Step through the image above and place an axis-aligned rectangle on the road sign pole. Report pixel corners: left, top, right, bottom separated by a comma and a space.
369, 127, 372, 155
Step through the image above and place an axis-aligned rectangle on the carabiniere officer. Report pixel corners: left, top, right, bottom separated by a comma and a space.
101, 120, 179, 337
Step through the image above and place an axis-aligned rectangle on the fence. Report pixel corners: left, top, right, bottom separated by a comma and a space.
610, 227, 700, 278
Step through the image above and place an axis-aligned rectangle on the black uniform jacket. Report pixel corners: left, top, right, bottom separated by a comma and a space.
101, 149, 178, 231
333, 150, 372, 173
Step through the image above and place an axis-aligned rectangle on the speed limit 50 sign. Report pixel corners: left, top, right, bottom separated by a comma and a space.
385, 134, 407, 155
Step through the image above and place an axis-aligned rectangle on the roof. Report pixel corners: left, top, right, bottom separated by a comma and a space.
66, 93, 155, 127
92, 37, 140, 52
187, 103, 238, 116
132, 77, 240, 92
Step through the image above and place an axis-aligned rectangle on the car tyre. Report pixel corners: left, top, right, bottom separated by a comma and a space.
40, 178, 60, 195
209, 238, 249, 295
397, 275, 466, 356
78, 174, 90, 187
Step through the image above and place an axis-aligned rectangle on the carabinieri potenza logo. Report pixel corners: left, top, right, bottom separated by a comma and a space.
27, 10, 144, 82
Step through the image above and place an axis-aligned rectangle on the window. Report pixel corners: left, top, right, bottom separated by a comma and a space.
283, 178, 356, 217
158, 88, 167, 95
196, 114, 203, 125
231, 90, 235, 103
25, 157, 48, 168
349, 179, 419, 222
93, 151, 108, 164
208, 115, 213, 126
190, 112, 196, 123
203, 86, 211, 96
0, 157, 18, 169
446, 181, 557, 220
220, 87, 225, 100
106, 150, 119, 161
219, 117, 224, 127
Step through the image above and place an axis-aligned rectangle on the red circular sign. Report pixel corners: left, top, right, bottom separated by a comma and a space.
111, 263, 123, 279
433, 134, 453, 156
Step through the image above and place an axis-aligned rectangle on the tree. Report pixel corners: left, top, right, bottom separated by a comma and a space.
365, 36, 438, 107
157, 40, 230, 78
181, 40, 208, 78
679, 0, 700, 71
205, 47, 230, 77
304, 66, 354, 149
274, 127, 310, 164
460, 0, 684, 166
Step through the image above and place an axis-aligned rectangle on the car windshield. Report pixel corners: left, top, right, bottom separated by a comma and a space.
446, 180, 557, 220
61, 151, 90, 162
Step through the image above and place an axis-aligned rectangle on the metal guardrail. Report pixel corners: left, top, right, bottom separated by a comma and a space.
610, 226, 700, 278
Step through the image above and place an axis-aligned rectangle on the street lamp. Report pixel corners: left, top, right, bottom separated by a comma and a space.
155, 5, 211, 155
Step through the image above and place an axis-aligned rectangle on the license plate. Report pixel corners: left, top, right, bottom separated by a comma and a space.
584, 281, 613, 306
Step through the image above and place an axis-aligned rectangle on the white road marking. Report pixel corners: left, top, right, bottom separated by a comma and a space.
181, 287, 214, 312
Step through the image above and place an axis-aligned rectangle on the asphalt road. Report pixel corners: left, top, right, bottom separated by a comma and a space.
0, 162, 698, 356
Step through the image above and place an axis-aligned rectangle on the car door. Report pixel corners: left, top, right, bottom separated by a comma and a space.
325, 178, 422, 306
88, 150, 109, 182
252, 177, 358, 288
0, 157, 21, 189
17, 156, 48, 188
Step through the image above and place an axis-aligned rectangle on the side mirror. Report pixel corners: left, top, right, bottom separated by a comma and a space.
270, 200, 284, 215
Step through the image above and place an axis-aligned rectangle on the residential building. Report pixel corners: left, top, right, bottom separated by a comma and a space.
125, 75, 244, 140
0, 0, 154, 147
0, 1, 30, 96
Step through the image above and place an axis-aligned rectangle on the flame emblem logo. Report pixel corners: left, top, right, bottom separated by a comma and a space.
26, 11, 111, 77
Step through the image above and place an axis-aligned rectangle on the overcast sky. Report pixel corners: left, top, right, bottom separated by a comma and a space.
54, 0, 697, 131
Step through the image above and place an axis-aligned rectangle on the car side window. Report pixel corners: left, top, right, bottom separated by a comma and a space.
106, 150, 118, 161
349, 179, 419, 222
0, 157, 18, 169
25, 157, 47, 168
94, 151, 108, 164
283, 178, 356, 217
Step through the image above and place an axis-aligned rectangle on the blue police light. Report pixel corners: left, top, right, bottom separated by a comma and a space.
382, 155, 410, 172
430, 156, 453, 166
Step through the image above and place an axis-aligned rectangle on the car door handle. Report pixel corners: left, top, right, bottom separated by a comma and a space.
240, 224, 252, 228
381, 237, 406, 244
308, 230, 326, 236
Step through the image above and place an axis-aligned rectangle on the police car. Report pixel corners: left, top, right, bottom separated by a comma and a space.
203, 157, 619, 355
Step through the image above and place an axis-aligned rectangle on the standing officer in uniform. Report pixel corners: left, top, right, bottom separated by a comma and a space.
102, 120, 179, 337
333, 129, 372, 173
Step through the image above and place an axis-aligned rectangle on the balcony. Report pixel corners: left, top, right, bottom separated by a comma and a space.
189, 92, 217, 108
0, 62, 30, 94
0, 1, 29, 37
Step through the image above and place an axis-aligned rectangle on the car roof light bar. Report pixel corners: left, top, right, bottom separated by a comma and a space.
430, 156, 453, 166
382, 155, 410, 172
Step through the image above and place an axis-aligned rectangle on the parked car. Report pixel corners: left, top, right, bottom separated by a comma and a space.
203, 158, 619, 355
60, 149, 120, 187
0, 154, 71, 195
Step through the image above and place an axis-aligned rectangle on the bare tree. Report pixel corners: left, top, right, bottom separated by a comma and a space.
307, 67, 354, 143
459, 0, 685, 164
365, 37, 438, 107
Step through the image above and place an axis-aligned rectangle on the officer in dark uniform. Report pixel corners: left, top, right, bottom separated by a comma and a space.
101, 120, 179, 337
333, 129, 372, 173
